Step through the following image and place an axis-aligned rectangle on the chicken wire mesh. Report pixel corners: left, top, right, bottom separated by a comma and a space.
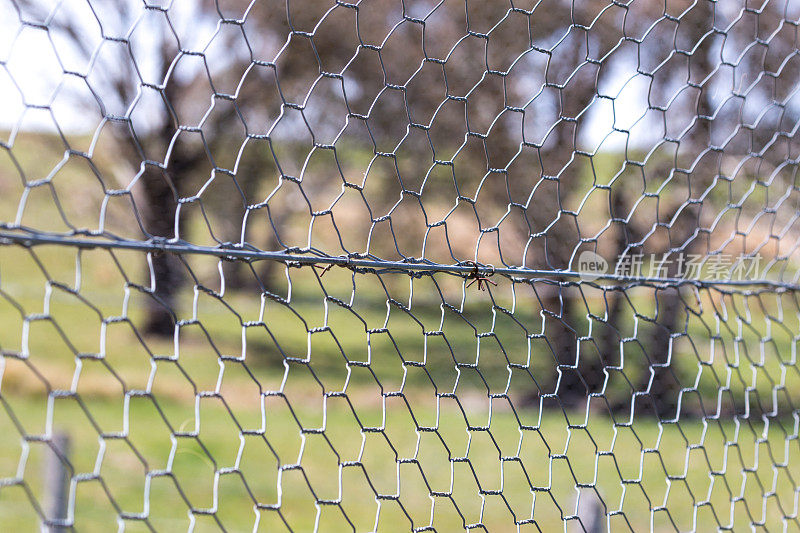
1, 0, 800, 531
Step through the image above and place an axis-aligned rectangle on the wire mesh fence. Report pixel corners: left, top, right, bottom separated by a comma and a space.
1, 0, 800, 530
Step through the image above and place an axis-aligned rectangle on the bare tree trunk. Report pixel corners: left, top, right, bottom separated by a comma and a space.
634, 0, 717, 419
141, 136, 193, 336
545, 283, 584, 408
640, 286, 684, 420
542, 93, 605, 406
141, 79, 195, 335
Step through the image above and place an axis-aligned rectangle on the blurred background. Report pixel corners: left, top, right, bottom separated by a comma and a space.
2, 0, 800, 530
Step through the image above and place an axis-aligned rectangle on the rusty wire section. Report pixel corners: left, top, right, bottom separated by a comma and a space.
2, 0, 800, 531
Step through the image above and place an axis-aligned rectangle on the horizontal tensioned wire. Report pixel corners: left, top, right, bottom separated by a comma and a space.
1, 229, 797, 290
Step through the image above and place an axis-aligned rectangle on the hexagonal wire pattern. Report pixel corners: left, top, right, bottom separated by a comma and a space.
1, 0, 800, 531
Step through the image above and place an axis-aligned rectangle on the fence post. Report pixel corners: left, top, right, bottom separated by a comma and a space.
576, 490, 604, 533
43, 432, 70, 532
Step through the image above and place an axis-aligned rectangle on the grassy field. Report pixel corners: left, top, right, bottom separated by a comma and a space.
3, 387, 799, 532
2, 243, 800, 531
2, 132, 800, 531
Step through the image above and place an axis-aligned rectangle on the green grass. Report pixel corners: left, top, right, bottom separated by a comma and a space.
2, 133, 800, 530
2, 242, 800, 531
2, 387, 800, 531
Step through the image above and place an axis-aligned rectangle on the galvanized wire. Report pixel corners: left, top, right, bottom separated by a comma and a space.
1, 0, 800, 531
